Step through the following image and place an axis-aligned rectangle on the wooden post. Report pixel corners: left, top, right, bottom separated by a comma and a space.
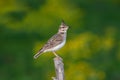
52, 57, 64, 80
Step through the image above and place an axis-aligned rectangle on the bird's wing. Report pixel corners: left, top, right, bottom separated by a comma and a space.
40, 33, 63, 51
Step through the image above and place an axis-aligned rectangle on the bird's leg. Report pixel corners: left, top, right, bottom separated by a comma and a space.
52, 51, 60, 57
52, 51, 62, 60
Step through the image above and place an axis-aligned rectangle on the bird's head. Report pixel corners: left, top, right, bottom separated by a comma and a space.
58, 20, 69, 33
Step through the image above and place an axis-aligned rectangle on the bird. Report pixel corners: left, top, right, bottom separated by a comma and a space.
33, 20, 69, 59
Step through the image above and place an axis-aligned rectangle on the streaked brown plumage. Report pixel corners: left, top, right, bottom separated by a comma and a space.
34, 20, 69, 59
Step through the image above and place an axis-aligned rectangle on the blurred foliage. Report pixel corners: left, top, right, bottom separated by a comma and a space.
0, 0, 120, 80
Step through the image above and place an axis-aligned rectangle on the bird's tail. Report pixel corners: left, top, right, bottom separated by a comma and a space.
34, 50, 44, 59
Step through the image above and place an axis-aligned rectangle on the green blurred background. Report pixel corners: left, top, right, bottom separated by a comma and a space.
0, 0, 120, 80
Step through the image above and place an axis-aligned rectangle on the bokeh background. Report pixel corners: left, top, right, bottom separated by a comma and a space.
0, 0, 120, 80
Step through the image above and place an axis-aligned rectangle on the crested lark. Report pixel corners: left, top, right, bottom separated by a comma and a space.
34, 20, 69, 59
